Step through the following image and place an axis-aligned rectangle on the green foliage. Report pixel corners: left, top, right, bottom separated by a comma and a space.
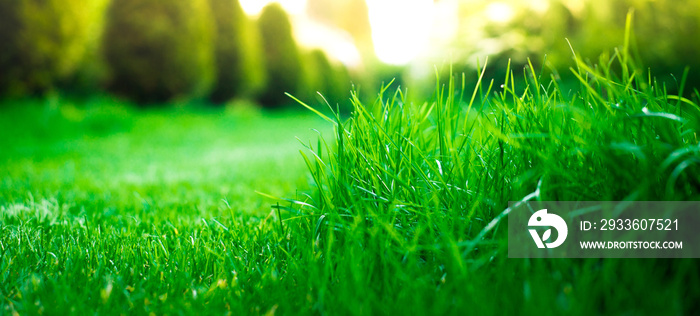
0, 0, 108, 96
447, 0, 700, 95
569, 0, 700, 69
301, 49, 352, 112
257, 3, 304, 107
0, 98, 332, 314
59, 0, 112, 96
0, 1, 22, 95
102, 0, 215, 103
207, 0, 266, 103
515, 0, 700, 86
285, 16, 700, 312
604, 0, 700, 87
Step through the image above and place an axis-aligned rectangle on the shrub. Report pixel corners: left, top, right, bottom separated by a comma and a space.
0, 0, 107, 97
102, 0, 215, 103
257, 3, 304, 107
207, 0, 266, 104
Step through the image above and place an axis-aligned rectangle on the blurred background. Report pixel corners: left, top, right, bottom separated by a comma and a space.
0, 0, 699, 108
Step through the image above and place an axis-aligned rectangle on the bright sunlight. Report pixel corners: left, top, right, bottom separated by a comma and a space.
240, 0, 435, 65
366, 0, 434, 65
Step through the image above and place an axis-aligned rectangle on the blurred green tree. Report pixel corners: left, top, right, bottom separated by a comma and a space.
103, 0, 215, 103
61, 0, 112, 96
257, 3, 304, 107
207, 0, 266, 104
302, 49, 351, 112
306, 0, 377, 102
0, 0, 108, 97
445, 0, 700, 94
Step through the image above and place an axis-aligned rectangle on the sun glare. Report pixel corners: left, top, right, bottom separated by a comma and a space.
366, 0, 434, 65
294, 20, 362, 67
485, 2, 515, 23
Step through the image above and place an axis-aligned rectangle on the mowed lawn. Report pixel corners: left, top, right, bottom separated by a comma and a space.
0, 98, 331, 219
0, 97, 332, 314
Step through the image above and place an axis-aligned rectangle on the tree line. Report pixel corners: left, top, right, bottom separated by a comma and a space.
0, 0, 352, 108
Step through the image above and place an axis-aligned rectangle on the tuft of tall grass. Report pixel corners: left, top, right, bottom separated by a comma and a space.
283, 12, 700, 313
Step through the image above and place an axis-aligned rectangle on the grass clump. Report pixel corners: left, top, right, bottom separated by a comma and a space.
281, 13, 700, 314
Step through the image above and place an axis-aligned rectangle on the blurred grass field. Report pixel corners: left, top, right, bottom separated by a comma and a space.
0, 97, 342, 314
0, 97, 331, 220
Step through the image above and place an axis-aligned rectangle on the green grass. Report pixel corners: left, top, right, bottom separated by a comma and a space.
0, 97, 335, 314
3, 16, 700, 314
278, 25, 700, 313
